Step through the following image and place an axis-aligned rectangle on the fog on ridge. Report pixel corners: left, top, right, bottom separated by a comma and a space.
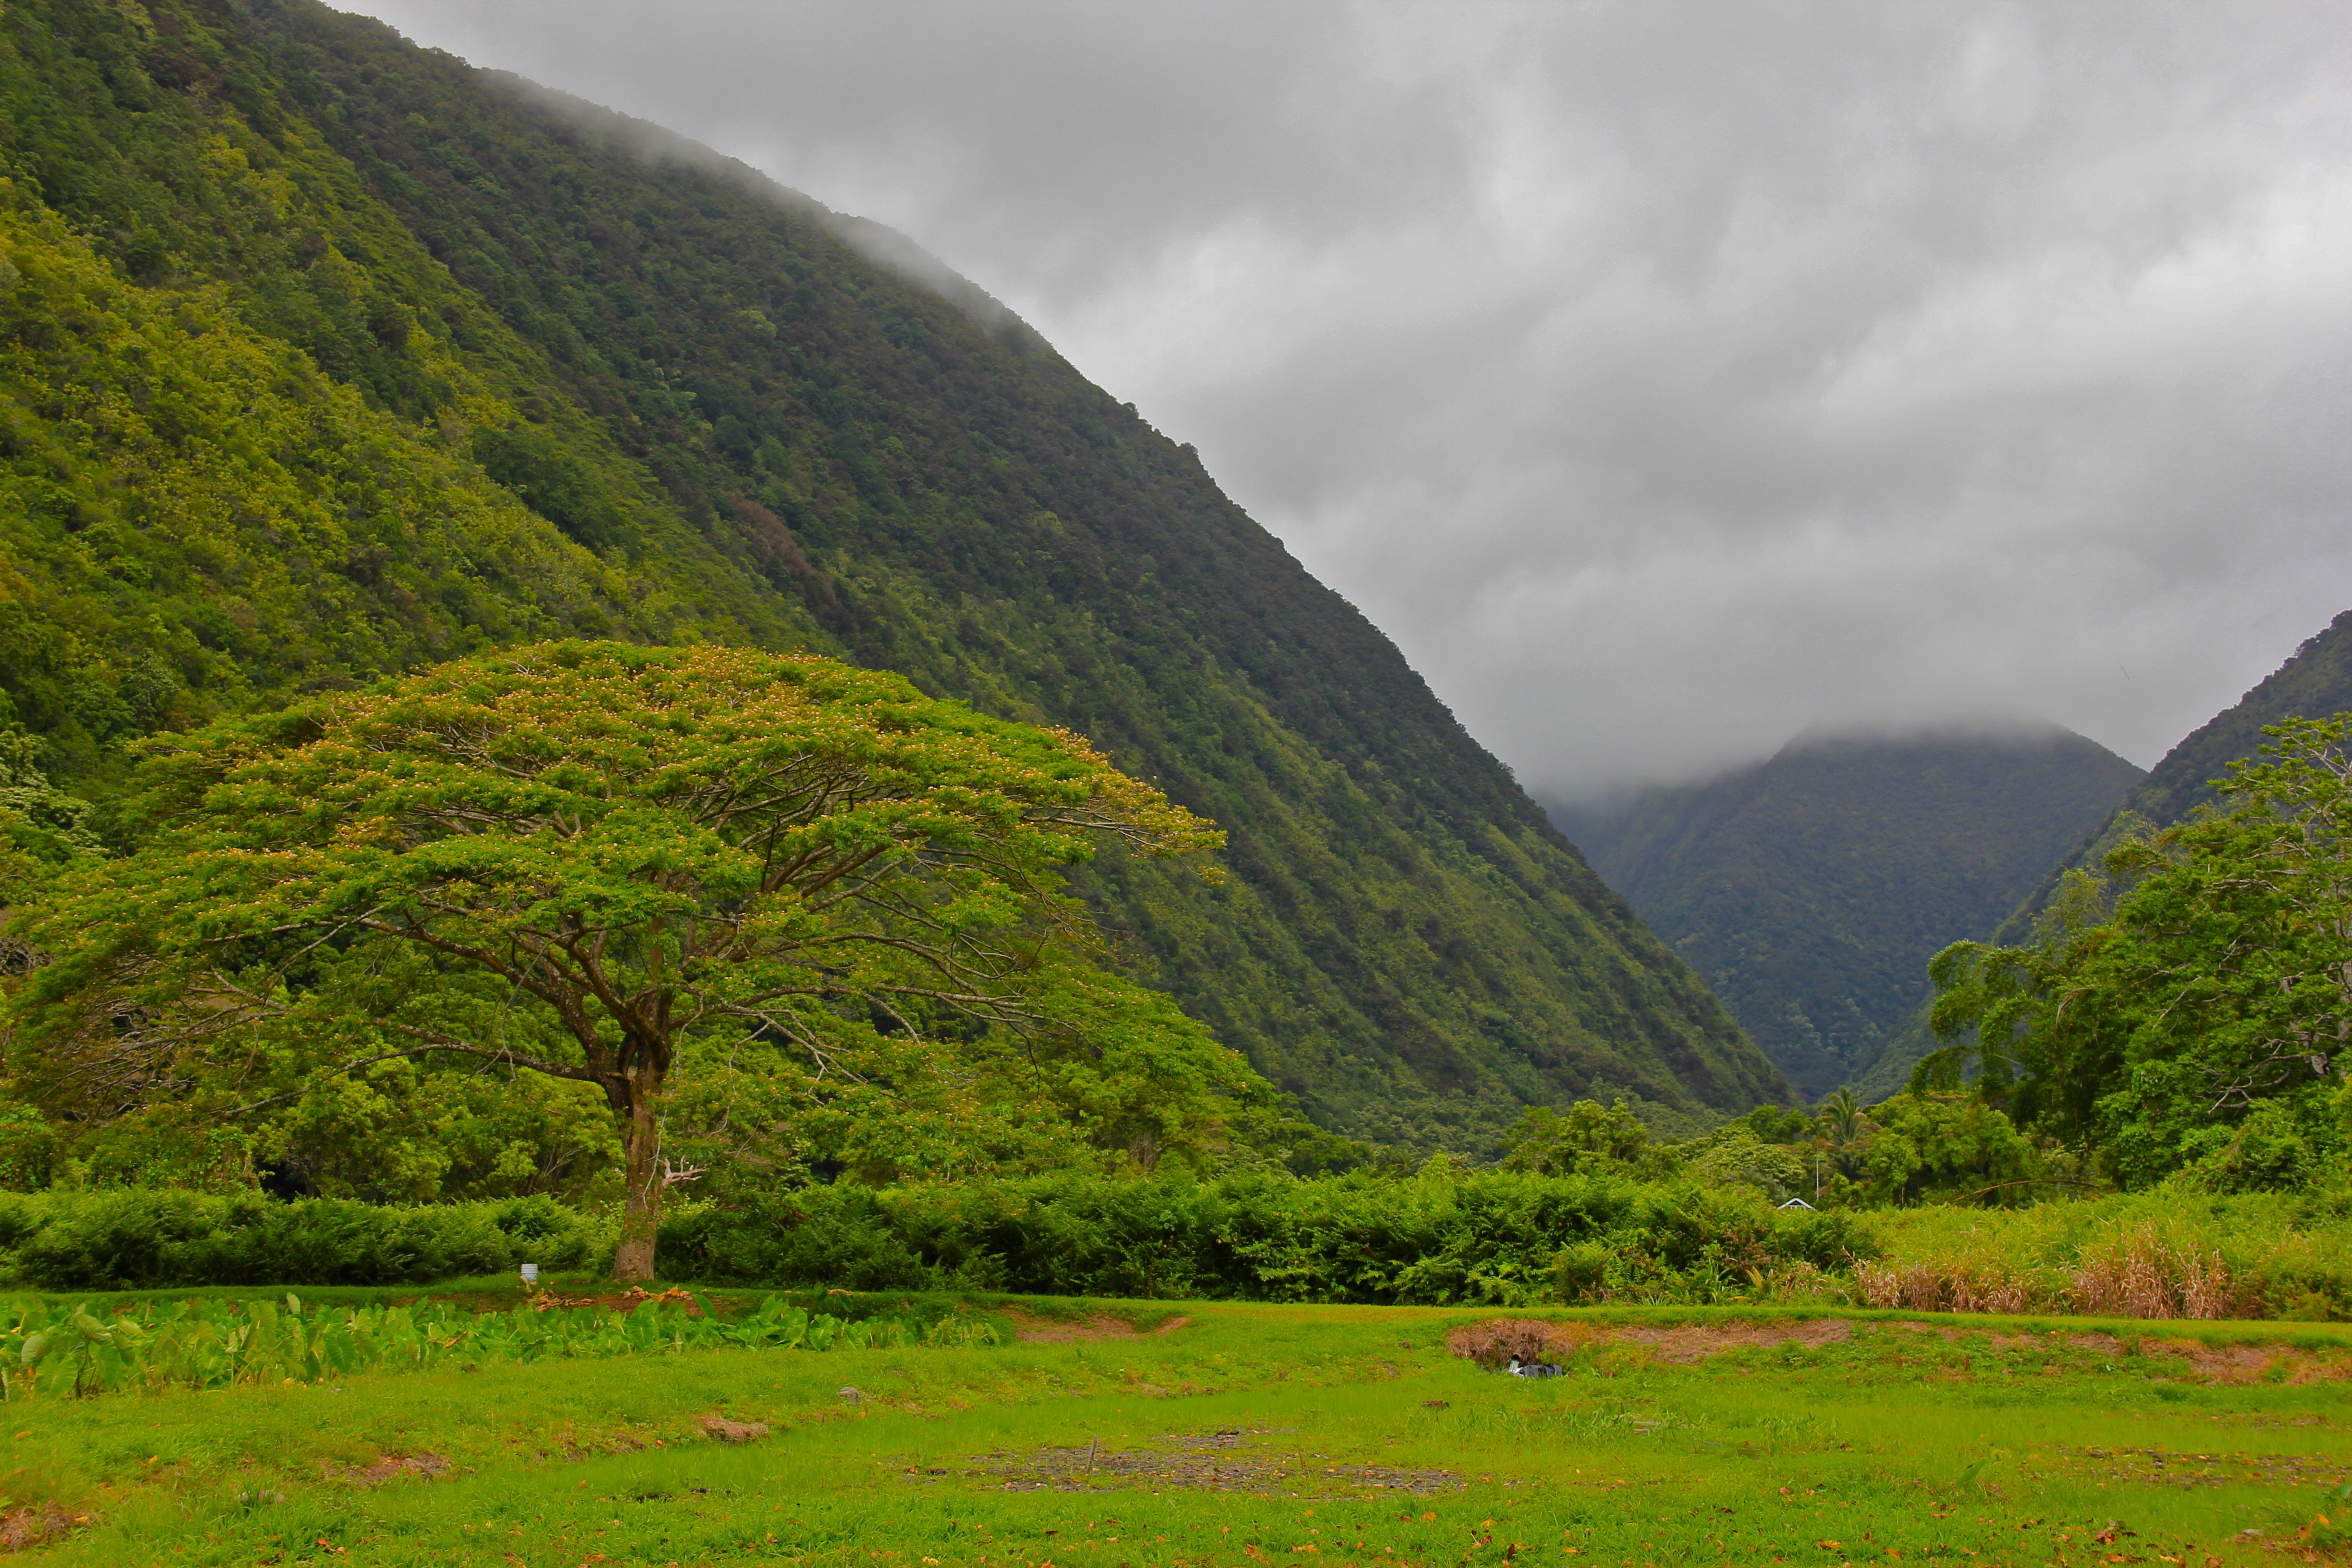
347, 0, 2352, 800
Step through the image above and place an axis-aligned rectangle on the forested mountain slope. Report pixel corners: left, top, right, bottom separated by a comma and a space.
0, 0, 1788, 1152
1852, 613, 2352, 1098
1550, 728, 2142, 1102
1989, 611, 2352, 946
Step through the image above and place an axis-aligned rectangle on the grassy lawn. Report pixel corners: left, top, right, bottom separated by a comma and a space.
5, 1286, 2349, 1566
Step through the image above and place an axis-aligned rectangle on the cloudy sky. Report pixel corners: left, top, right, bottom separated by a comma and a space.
349, 0, 2352, 800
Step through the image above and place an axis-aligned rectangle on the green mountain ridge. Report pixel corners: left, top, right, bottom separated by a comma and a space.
1853, 610, 2352, 1098
0, 0, 1789, 1155
1549, 726, 2143, 1102
1993, 611, 2352, 944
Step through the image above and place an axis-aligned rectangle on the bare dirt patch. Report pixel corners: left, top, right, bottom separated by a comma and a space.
1891, 1320, 1964, 1341
2062, 1333, 2349, 1385
971, 1429, 1460, 1497
410, 1284, 710, 1316
1446, 1317, 1851, 1369
700, 1416, 770, 1444
324, 1452, 449, 1487
1975, 1329, 2351, 1384
2064, 1445, 2350, 1490
1006, 1311, 1191, 1344
1596, 1319, 1854, 1362
1446, 1317, 2352, 1385
533, 1285, 705, 1315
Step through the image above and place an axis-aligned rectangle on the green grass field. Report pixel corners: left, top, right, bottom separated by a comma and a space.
5, 1281, 2349, 1567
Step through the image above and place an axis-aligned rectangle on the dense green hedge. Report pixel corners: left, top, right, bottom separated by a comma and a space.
0, 1175, 1859, 1301
656, 1169, 1873, 1305
5, 1176, 2350, 1319
0, 1192, 609, 1290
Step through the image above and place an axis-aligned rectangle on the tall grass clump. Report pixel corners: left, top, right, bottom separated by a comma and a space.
1859, 1189, 2352, 1319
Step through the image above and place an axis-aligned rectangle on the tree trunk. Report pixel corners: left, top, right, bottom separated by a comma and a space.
611, 1080, 661, 1283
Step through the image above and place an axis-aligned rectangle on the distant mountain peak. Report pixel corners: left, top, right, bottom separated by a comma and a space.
1551, 725, 2142, 1101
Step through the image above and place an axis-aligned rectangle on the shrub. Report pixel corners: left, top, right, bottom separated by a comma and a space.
0, 1192, 613, 1289
657, 1187, 939, 1292
666, 1167, 1877, 1306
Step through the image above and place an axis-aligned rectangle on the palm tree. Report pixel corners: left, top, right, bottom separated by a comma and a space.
1818, 1087, 1862, 1147
1816, 1087, 1865, 1182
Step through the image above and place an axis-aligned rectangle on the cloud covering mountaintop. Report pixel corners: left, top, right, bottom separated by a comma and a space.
350, 0, 2352, 798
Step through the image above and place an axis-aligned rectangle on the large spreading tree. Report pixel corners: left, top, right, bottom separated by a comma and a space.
1922, 716, 2352, 1189
5, 642, 1256, 1278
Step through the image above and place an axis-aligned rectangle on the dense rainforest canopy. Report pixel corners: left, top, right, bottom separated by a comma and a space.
1923, 718, 2352, 1193
0, 0, 1788, 1176
1862, 611, 2352, 1094
1996, 612, 2352, 946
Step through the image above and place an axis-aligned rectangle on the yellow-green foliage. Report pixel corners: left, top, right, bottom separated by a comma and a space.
0, 189, 730, 768
0, 1291, 995, 1399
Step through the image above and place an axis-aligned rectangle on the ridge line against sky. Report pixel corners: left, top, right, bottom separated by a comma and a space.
341, 0, 2352, 801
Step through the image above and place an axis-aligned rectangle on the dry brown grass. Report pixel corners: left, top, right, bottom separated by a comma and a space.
2070, 1225, 2240, 1318
1442, 1318, 1563, 1369
0, 1503, 76, 1548
1854, 1223, 2250, 1320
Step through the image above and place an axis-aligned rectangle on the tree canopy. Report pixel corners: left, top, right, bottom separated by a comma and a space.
4, 641, 1264, 1277
1922, 716, 2352, 1189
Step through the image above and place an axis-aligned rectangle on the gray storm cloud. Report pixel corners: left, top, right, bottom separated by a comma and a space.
347, 0, 2352, 799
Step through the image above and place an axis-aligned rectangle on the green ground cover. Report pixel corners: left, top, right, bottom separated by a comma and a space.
0, 1289, 1004, 1399
0, 1291, 2347, 1566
